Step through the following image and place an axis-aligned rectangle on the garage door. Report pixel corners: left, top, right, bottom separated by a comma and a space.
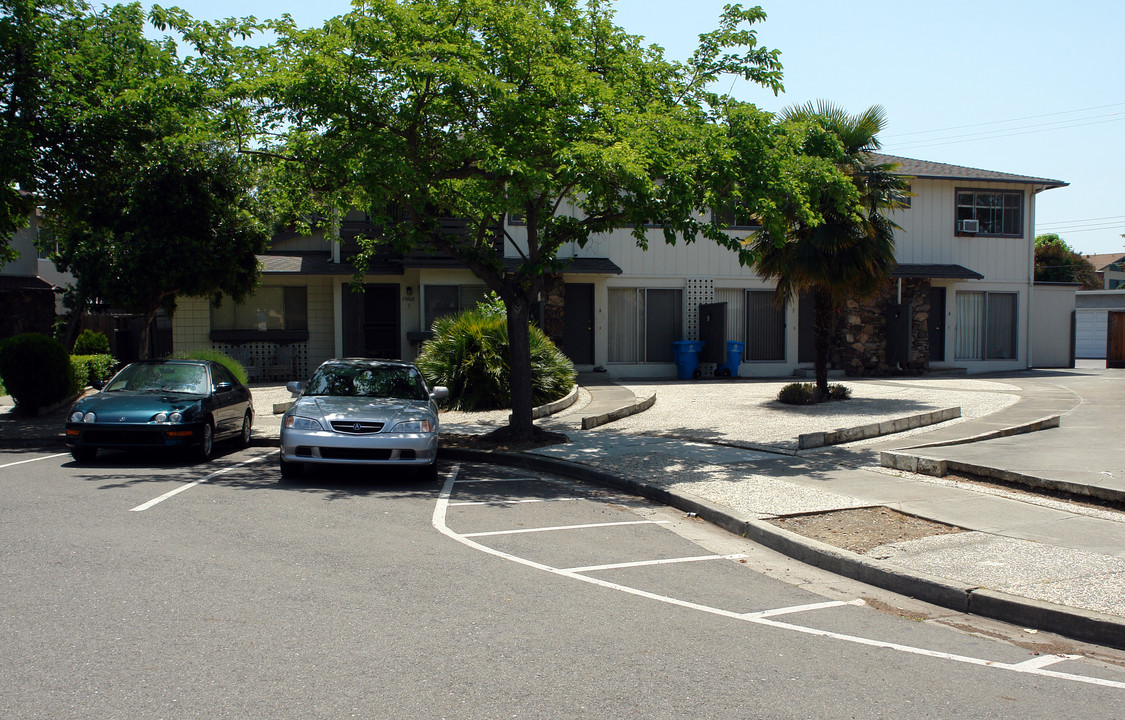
1075, 309, 1108, 358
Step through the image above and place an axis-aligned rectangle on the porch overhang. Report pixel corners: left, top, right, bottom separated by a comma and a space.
258, 252, 403, 276
890, 263, 984, 280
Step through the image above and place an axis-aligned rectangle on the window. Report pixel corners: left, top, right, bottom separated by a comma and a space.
212, 287, 308, 332
711, 204, 759, 230
608, 288, 682, 363
955, 190, 1023, 237
744, 290, 786, 361
423, 285, 489, 330
955, 291, 1017, 360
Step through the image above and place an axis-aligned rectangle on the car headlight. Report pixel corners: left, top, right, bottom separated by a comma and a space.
284, 415, 323, 431
391, 419, 434, 433
152, 411, 184, 424
70, 411, 96, 423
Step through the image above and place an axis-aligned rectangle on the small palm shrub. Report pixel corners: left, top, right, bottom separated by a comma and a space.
415, 297, 576, 411
777, 382, 851, 405
171, 349, 249, 386
0, 333, 77, 410
72, 329, 111, 355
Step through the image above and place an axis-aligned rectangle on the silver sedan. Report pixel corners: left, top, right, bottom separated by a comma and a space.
279, 359, 449, 480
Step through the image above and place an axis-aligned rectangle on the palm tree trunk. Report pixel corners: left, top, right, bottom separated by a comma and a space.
812, 286, 833, 401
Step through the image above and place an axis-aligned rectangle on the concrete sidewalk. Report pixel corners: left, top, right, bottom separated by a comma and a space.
4, 363, 1125, 648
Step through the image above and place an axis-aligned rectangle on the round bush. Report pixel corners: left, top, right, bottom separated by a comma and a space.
415, 302, 576, 411
72, 329, 111, 355
0, 333, 77, 410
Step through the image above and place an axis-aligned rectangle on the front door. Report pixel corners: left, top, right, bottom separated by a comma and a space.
342, 284, 401, 359
929, 286, 946, 362
561, 283, 594, 365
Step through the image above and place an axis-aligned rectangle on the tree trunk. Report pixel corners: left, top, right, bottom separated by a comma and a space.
505, 295, 535, 438
137, 307, 159, 360
812, 286, 834, 400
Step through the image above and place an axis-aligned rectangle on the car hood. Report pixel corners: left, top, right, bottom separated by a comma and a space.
291, 395, 437, 425
70, 391, 202, 423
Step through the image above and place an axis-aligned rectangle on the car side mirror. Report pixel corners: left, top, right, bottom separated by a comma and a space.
215, 382, 234, 392
287, 380, 306, 396
91, 380, 105, 391
431, 386, 449, 401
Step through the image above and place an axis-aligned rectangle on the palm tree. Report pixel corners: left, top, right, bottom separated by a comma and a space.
748, 101, 909, 399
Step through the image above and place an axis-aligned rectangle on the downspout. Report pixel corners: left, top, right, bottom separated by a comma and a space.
1026, 187, 1041, 370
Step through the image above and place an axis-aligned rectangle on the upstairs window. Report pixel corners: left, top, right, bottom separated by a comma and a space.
955, 190, 1023, 237
711, 204, 759, 230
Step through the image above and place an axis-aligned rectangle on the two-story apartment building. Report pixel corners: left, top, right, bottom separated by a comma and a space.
169, 154, 1067, 381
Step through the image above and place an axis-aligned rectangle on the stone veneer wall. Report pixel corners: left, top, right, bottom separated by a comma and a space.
838, 278, 931, 376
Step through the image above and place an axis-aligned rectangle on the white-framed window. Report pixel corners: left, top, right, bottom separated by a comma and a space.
608, 288, 682, 363
955, 291, 1017, 360
955, 189, 1023, 237
212, 286, 308, 332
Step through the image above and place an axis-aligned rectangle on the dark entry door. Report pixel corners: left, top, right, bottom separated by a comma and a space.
929, 286, 946, 362
561, 283, 594, 365
342, 284, 401, 359
797, 293, 815, 364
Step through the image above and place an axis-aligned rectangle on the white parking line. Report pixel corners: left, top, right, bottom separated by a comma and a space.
129, 451, 276, 512
434, 465, 1125, 691
449, 497, 582, 507
0, 452, 70, 470
564, 554, 748, 573
741, 599, 866, 619
461, 520, 669, 538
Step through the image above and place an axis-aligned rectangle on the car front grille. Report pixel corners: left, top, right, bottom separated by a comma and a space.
319, 447, 393, 461
330, 421, 385, 434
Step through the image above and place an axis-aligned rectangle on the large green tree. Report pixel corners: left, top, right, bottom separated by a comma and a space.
745, 101, 910, 399
214, 0, 784, 439
1034, 234, 1100, 289
5, 1, 270, 354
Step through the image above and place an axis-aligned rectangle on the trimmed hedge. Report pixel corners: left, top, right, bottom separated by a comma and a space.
0, 333, 76, 411
72, 329, 111, 356
777, 382, 852, 405
171, 349, 249, 386
71, 354, 119, 387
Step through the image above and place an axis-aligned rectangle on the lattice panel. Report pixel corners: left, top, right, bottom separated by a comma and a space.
213, 341, 309, 383
684, 277, 715, 341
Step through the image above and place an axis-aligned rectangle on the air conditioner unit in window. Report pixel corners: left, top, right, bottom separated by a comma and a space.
959, 219, 979, 233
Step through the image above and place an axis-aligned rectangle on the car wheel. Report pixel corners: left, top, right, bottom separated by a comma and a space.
237, 412, 252, 448
70, 446, 97, 463
196, 421, 215, 462
280, 456, 303, 480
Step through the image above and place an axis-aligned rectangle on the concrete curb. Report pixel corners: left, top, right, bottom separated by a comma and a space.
797, 406, 961, 449
532, 384, 579, 419
440, 446, 1125, 651
581, 392, 657, 430
880, 450, 1125, 505
903, 413, 1062, 450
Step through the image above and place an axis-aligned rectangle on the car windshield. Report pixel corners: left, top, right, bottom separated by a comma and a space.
104, 363, 209, 394
304, 364, 428, 400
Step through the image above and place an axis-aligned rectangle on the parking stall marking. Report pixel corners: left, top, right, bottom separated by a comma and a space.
563, 554, 748, 574
435, 464, 1125, 691
129, 450, 276, 512
449, 497, 583, 507
461, 519, 669, 538
0, 452, 70, 470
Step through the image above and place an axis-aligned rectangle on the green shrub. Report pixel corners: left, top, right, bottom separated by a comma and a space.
777, 382, 852, 405
70, 354, 119, 386
415, 299, 576, 411
0, 333, 76, 410
777, 382, 818, 405
171, 348, 249, 386
72, 329, 111, 355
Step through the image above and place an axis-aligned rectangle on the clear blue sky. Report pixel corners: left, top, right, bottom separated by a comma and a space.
157, 0, 1125, 255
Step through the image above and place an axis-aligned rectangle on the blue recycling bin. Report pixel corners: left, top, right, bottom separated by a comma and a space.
718, 341, 744, 378
672, 340, 704, 379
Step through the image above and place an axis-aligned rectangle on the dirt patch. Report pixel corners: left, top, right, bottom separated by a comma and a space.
767, 506, 965, 554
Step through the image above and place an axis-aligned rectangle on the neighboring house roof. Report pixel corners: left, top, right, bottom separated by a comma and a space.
870, 153, 1068, 189
891, 263, 984, 280
0, 275, 55, 291
1083, 253, 1125, 271
259, 252, 623, 276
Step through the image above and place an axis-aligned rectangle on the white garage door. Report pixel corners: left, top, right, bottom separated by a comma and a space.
1075, 309, 1108, 358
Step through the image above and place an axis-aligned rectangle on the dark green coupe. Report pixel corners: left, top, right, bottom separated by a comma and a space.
65, 359, 253, 463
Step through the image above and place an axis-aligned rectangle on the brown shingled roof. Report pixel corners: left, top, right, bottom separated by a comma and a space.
870, 153, 1068, 189
1084, 253, 1125, 270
